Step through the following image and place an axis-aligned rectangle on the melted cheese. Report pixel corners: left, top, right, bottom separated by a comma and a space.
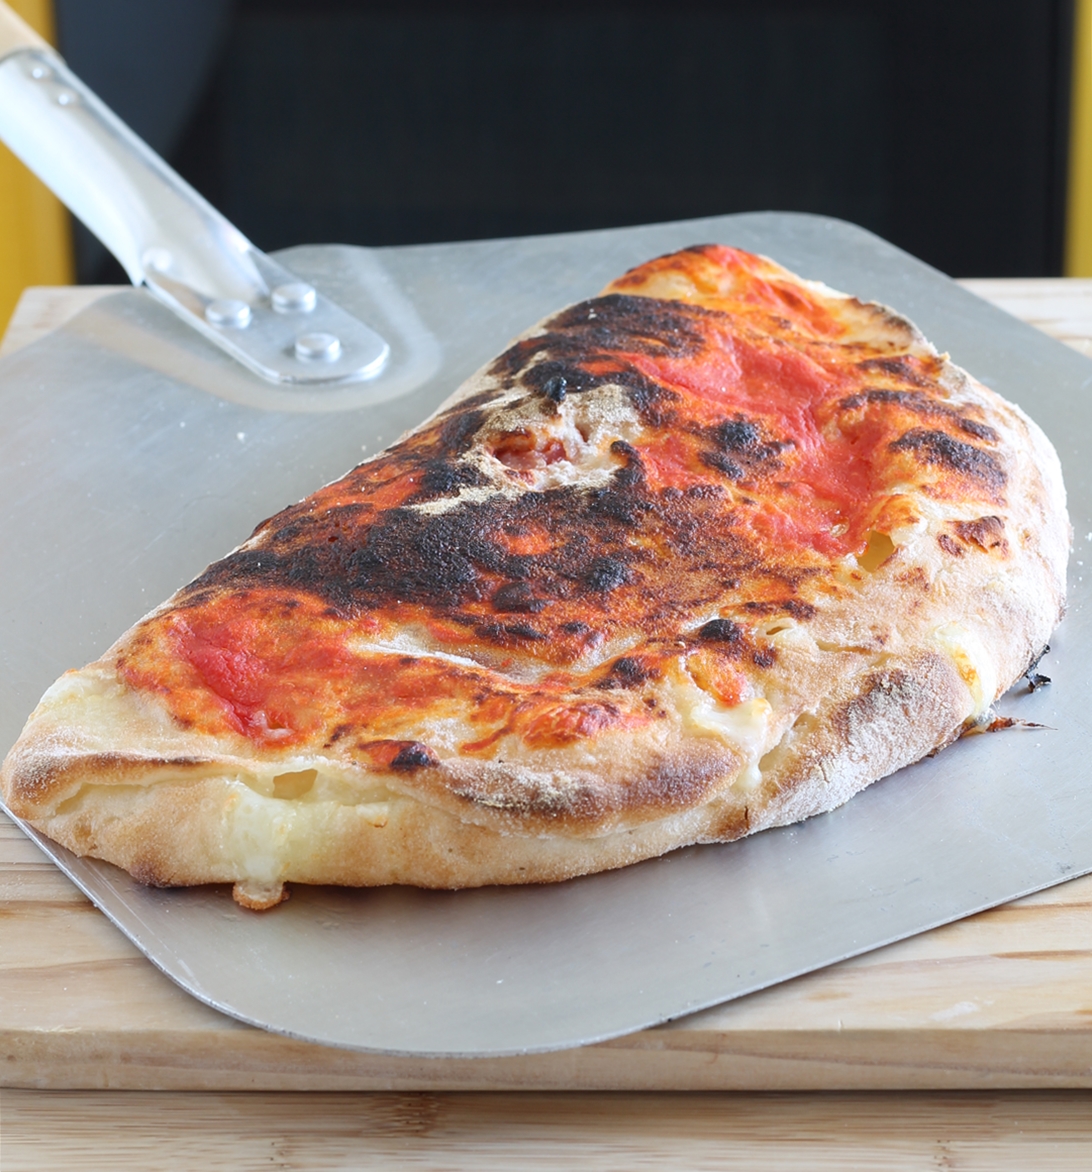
676, 677, 773, 792
933, 622, 998, 718
222, 781, 390, 882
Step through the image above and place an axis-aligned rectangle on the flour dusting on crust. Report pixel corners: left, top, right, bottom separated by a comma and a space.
1, 246, 1069, 906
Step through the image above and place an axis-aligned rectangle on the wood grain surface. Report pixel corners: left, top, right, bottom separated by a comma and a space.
0, 285, 114, 356
3, 280, 1092, 1122
7, 1089, 1092, 1171
960, 277, 1092, 358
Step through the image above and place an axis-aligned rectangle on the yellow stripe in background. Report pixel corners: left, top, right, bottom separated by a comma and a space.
1067, 0, 1092, 275
0, 0, 73, 332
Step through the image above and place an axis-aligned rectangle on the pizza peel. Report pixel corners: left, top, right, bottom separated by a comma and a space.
1, 20, 1091, 1060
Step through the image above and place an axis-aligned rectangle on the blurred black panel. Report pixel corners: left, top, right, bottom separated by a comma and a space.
886, 1, 1071, 277
87, 0, 1072, 280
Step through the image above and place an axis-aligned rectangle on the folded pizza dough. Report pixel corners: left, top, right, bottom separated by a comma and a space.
1, 246, 1069, 908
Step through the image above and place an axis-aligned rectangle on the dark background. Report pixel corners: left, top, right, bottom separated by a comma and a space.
54, 0, 1074, 282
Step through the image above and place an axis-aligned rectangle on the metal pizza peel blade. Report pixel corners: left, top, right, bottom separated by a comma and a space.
1, 210, 1089, 1057
0, 0, 1086, 1061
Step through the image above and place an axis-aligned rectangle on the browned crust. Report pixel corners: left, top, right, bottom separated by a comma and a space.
3, 651, 972, 891
0, 245, 1070, 897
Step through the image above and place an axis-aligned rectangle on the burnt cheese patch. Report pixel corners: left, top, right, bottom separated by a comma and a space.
490, 293, 701, 425
181, 451, 815, 642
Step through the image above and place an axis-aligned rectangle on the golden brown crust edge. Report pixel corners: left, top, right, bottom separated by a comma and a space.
0, 645, 1024, 890
0, 252, 1070, 897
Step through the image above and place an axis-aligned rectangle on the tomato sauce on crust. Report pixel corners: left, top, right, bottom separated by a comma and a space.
116, 246, 1009, 761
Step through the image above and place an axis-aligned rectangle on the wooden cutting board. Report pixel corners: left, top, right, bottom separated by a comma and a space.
5, 280, 1092, 1093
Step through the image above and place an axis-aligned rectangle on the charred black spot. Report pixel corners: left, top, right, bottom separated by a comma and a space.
492, 581, 547, 613
542, 375, 567, 402
488, 294, 702, 427
610, 439, 645, 488
701, 452, 745, 479
520, 359, 595, 397
438, 409, 486, 454
517, 356, 681, 428
625, 376, 681, 428
889, 428, 1006, 491
390, 743, 438, 771
597, 655, 656, 689
253, 501, 371, 550
698, 618, 742, 644
181, 397, 823, 652
205, 548, 266, 583
209, 479, 647, 619
855, 357, 931, 386
714, 418, 761, 450
841, 388, 918, 410
546, 294, 711, 356
184, 474, 642, 625
503, 622, 546, 640
613, 656, 649, 681
752, 648, 777, 668
561, 620, 592, 635
325, 723, 353, 747
417, 460, 487, 497
257, 503, 488, 606
957, 417, 1000, 442
502, 554, 537, 581
584, 556, 629, 592
700, 416, 788, 481
349, 509, 484, 601
586, 485, 641, 526
178, 588, 215, 610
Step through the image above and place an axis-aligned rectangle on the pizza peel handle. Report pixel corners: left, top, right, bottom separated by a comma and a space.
0, 2, 389, 386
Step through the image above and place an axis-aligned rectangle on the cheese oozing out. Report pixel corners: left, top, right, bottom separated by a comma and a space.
932, 622, 998, 719
673, 667, 773, 792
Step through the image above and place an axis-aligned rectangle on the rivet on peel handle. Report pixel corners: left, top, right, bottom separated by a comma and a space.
295, 332, 342, 362
0, 2, 390, 387
272, 283, 317, 314
205, 299, 252, 329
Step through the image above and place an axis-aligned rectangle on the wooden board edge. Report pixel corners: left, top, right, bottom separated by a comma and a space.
6, 1027, 1092, 1092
